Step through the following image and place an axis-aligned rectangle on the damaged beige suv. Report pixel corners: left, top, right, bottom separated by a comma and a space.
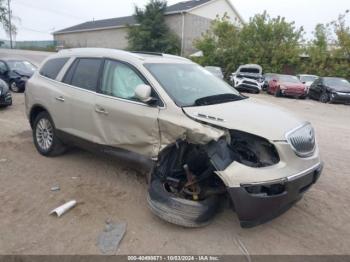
25, 48, 323, 228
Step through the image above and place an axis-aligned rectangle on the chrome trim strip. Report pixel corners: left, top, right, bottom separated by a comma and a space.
240, 162, 322, 187
287, 162, 322, 181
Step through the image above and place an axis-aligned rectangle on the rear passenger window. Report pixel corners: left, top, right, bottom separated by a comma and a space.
39, 58, 69, 80
64, 58, 102, 91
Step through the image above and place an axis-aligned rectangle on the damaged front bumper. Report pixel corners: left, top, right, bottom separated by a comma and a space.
212, 140, 323, 228
228, 162, 323, 228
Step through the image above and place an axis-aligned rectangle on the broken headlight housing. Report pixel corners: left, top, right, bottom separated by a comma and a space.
230, 130, 280, 168
286, 122, 316, 158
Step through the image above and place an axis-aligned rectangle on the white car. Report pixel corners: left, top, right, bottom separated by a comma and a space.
297, 74, 319, 93
230, 64, 264, 93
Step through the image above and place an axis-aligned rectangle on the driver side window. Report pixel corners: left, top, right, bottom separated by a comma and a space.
101, 60, 146, 101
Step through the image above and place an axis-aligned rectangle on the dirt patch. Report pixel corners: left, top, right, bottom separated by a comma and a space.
0, 93, 350, 255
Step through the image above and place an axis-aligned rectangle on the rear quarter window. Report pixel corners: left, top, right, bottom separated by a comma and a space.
39, 58, 69, 80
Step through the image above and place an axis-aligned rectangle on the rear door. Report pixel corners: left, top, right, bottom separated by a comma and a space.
62, 57, 103, 143
94, 59, 160, 158
36, 57, 71, 131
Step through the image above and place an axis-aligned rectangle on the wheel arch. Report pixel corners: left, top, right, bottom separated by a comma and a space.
29, 104, 52, 129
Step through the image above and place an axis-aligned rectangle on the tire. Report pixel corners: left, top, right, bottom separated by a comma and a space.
9, 81, 22, 93
319, 92, 329, 103
33, 111, 66, 157
274, 88, 281, 97
147, 179, 221, 228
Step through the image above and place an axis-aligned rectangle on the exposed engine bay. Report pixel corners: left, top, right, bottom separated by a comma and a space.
152, 131, 280, 201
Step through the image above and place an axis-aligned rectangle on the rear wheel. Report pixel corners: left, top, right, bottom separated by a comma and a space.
319, 92, 330, 103
33, 112, 66, 157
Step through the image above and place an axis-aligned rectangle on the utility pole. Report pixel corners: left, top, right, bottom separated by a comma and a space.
7, 0, 13, 49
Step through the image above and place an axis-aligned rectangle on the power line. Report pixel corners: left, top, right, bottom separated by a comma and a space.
13, 0, 89, 21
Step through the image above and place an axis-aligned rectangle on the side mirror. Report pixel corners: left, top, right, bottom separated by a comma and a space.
135, 84, 153, 103
302, 81, 306, 84
272, 79, 277, 82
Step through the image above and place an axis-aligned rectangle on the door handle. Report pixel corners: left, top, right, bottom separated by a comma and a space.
55, 96, 65, 102
95, 105, 109, 115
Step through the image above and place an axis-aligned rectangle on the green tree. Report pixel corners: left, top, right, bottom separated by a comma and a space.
0, 0, 16, 36
127, 0, 180, 54
303, 10, 350, 78
194, 12, 303, 76
302, 23, 332, 76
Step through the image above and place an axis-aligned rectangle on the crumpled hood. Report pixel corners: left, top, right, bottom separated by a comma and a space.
183, 98, 303, 141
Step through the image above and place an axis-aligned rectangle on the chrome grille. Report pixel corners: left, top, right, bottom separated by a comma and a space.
286, 123, 316, 157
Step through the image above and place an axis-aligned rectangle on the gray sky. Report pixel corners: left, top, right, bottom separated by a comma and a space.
0, 0, 349, 41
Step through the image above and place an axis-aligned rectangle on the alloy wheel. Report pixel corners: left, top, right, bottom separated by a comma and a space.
10, 82, 20, 93
36, 118, 54, 151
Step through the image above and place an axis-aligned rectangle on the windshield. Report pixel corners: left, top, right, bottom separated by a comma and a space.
205, 67, 224, 78
278, 75, 301, 84
7, 60, 36, 72
145, 63, 242, 107
324, 78, 350, 89
300, 75, 318, 82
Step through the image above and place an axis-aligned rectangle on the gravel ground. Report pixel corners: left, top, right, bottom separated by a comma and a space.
0, 50, 349, 255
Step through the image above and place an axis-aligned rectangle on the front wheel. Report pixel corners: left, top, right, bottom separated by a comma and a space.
274, 88, 281, 97
319, 92, 330, 103
33, 112, 66, 157
147, 179, 221, 228
9, 81, 22, 93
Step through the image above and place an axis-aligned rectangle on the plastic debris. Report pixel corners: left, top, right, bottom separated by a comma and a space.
50, 200, 77, 217
96, 222, 127, 254
51, 186, 60, 192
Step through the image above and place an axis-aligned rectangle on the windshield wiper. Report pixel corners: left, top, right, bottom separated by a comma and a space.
194, 93, 245, 106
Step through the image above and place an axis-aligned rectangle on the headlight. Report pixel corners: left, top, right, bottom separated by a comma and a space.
286, 122, 316, 158
20, 76, 29, 81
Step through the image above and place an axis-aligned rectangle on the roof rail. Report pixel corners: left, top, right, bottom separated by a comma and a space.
131, 51, 164, 56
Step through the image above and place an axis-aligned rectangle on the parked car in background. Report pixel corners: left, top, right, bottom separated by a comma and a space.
309, 77, 350, 104
205, 66, 224, 79
268, 74, 307, 98
25, 48, 322, 228
0, 58, 37, 93
263, 73, 277, 91
0, 78, 12, 107
297, 74, 319, 94
230, 64, 264, 93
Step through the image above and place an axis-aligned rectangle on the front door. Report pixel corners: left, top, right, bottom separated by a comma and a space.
94, 59, 160, 158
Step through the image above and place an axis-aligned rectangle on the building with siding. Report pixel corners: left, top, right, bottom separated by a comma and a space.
53, 0, 243, 56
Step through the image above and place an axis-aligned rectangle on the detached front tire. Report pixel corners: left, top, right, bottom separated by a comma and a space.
33, 111, 66, 157
147, 179, 221, 228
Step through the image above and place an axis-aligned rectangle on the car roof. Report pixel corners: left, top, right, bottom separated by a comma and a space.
54, 48, 192, 64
